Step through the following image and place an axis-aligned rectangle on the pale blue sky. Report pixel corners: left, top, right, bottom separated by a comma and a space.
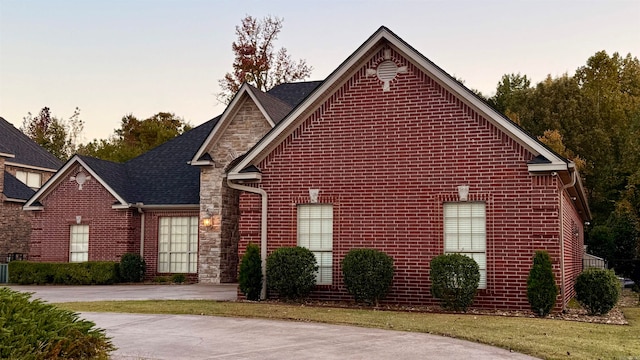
1, 0, 639, 141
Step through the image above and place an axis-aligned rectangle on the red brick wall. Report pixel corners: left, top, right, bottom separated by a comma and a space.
29, 166, 139, 263
561, 187, 584, 305
238, 46, 564, 310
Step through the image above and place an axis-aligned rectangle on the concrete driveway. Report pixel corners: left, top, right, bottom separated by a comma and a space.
5, 285, 538, 360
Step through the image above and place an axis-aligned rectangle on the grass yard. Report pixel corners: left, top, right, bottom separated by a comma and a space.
59, 293, 640, 360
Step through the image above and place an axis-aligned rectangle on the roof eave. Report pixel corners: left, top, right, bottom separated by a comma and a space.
228, 172, 262, 181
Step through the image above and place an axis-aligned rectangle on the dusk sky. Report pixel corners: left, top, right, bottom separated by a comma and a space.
1, 0, 639, 141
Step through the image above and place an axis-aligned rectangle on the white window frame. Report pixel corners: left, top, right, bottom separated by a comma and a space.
297, 204, 333, 285
158, 216, 198, 273
16, 170, 41, 189
444, 202, 487, 289
70, 224, 89, 262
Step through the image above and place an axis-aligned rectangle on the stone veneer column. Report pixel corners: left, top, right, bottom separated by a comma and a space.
197, 97, 274, 284
198, 167, 223, 283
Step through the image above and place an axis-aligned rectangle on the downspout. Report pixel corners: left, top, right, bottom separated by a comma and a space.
134, 203, 145, 257
558, 168, 577, 311
226, 178, 268, 300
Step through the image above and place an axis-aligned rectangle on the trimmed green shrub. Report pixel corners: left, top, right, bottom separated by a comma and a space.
0, 287, 115, 359
430, 253, 480, 311
575, 268, 621, 315
171, 273, 186, 284
342, 248, 394, 305
526, 250, 558, 316
239, 243, 263, 301
8, 261, 119, 285
266, 246, 318, 301
119, 253, 146, 282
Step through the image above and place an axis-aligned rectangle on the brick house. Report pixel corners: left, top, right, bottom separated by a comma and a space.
0, 117, 62, 260
23, 83, 319, 281
226, 27, 590, 310
23, 26, 589, 311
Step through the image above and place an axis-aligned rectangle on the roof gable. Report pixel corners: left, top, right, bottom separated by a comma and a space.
229, 27, 572, 178
24, 155, 129, 209
0, 117, 62, 171
191, 84, 285, 164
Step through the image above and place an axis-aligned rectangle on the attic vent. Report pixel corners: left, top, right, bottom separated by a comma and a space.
367, 59, 408, 92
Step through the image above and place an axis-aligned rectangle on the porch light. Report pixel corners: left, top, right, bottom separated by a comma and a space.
201, 208, 221, 231
457, 185, 470, 202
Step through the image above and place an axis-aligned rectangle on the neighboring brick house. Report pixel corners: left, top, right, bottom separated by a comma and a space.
23, 83, 320, 281
0, 117, 62, 259
227, 27, 590, 310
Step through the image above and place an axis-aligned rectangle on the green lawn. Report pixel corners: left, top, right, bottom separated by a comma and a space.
58, 294, 640, 360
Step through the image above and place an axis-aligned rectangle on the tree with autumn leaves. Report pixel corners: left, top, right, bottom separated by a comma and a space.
489, 51, 640, 282
217, 15, 312, 103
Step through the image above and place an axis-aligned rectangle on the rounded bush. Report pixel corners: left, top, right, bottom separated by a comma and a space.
342, 248, 394, 305
430, 253, 480, 312
239, 243, 263, 301
266, 246, 318, 301
0, 287, 115, 359
119, 253, 146, 282
575, 268, 621, 315
526, 250, 558, 316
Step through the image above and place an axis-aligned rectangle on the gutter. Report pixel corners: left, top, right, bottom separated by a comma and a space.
226, 178, 268, 300
134, 203, 145, 257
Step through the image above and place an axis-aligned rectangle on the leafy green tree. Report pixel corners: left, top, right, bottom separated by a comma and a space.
218, 15, 312, 103
78, 112, 191, 162
489, 50, 640, 272
21, 107, 84, 160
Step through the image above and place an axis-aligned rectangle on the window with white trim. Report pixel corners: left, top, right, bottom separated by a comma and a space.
70, 225, 89, 262
297, 204, 333, 285
444, 202, 487, 289
158, 216, 198, 273
16, 170, 41, 189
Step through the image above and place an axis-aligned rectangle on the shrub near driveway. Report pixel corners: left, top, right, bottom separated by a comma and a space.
342, 248, 394, 305
0, 287, 115, 359
266, 246, 317, 300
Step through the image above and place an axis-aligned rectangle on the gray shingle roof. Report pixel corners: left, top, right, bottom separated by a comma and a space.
45, 81, 320, 206
267, 81, 323, 108
3, 171, 35, 201
0, 117, 63, 170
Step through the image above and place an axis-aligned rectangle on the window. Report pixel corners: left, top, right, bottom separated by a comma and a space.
70, 225, 89, 262
158, 217, 198, 273
16, 170, 41, 189
297, 204, 333, 285
444, 202, 487, 288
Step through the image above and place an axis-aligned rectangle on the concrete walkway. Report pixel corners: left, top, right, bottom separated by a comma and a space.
5, 284, 539, 359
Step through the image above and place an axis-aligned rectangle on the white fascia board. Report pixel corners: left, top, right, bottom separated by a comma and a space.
189, 160, 214, 166
23, 205, 44, 211
24, 156, 129, 208
5, 197, 27, 204
112, 204, 199, 210
527, 163, 570, 172
190, 84, 275, 164
0, 152, 15, 158
230, 27, 568, 175
5, 161, 58, 173
227, 172, 262, 181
